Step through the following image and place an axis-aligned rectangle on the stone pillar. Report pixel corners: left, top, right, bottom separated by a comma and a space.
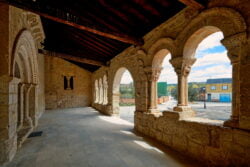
144, 67, 162, 113
0, 75, 20, 163
222, 33, 246, 128
22, 83, 33, 129
112, 93, 120, 115
170, 57, 196, 112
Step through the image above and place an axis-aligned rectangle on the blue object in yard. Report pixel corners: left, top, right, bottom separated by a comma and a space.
220, 94, 231, 102
207, 94, 211, 102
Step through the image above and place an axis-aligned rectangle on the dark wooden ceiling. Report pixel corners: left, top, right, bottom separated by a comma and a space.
1, 0, 208, 72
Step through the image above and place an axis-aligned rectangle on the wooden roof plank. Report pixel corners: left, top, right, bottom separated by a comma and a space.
41, 50, 106, 67
0, 0, 143, 45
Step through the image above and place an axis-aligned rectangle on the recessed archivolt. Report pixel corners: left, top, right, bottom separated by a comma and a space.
12, 30, 38, 84
24, 12, 45, 49
148, 38, 175, 57
183, 26, 222, 59
147, 38, 176, 69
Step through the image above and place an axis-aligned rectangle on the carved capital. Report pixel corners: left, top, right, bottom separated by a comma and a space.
222, 32, 247, 49
222, 32, 247, 64
144, 67, 163, 81
170, 57, 196, 76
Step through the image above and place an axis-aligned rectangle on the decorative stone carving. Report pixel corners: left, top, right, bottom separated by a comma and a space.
222, 32, 247, 64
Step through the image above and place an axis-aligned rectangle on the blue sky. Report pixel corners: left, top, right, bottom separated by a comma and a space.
121, 32, 232, 84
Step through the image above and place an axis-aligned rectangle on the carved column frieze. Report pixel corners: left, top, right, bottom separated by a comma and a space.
22, 83, 33, 129
17, 83, 25, 131
29, 83, 38, 127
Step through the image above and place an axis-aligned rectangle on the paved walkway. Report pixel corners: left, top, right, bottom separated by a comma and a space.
3, 107, 199, 167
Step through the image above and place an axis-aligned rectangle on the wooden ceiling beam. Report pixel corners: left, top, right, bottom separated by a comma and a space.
178, 0, 204, 10
40, 49, 106, 67
84, 32, 121, 52
0, 0, 143, 45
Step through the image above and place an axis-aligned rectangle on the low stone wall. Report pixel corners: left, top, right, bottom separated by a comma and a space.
120, 98, 135, 104
157, 96, 169, 104
120, 96, 169, 105
134, 111, 250, 166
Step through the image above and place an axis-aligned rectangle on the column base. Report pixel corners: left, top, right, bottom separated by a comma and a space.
17, 126, 33, 148
23, 117, 33, 128
173, 105, 192, 112
148, 108, 160, 114
223, 118, 239, 128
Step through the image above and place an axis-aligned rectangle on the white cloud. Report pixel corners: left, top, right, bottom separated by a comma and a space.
192, 51, 230, 68
197, 32, 224, 51
189, 65, 232, 82
189, 32, 232, 82
158, 56, 177, 83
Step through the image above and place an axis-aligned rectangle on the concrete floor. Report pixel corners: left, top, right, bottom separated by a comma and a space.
3, 107, 200, 167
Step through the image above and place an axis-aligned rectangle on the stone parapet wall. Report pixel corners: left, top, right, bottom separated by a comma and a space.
135, 111, 250, 166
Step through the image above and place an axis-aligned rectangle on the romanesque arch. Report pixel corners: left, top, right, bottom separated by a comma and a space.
146, 38, 176, 112
12, 29, 39, 146
176, 7, 246, 57
173, 7, 247, 125
112, 67, 135, 115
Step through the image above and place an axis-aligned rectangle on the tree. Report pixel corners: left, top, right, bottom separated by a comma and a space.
188, 84, 199, 102
170, 84, 199, 102
170, 86, 178, 100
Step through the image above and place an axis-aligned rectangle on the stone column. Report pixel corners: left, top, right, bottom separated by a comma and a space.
99, 80, 103, 104
103, 84, 108, 104
221, 33, 245, 128
17, 83, 25, 131
29, 84, 38, 127
170, 57, 196, 112
22, 83, 33, 129
144, 67, 162, 113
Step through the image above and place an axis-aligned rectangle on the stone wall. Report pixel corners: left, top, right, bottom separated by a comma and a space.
135, 111, 250, 166
45, 56, 92, 109
0, 5, 45, 164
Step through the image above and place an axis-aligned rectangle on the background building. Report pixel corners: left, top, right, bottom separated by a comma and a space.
206, 78, 232, 102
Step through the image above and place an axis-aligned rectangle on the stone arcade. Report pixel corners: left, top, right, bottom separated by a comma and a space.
0, 0, 250, 166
